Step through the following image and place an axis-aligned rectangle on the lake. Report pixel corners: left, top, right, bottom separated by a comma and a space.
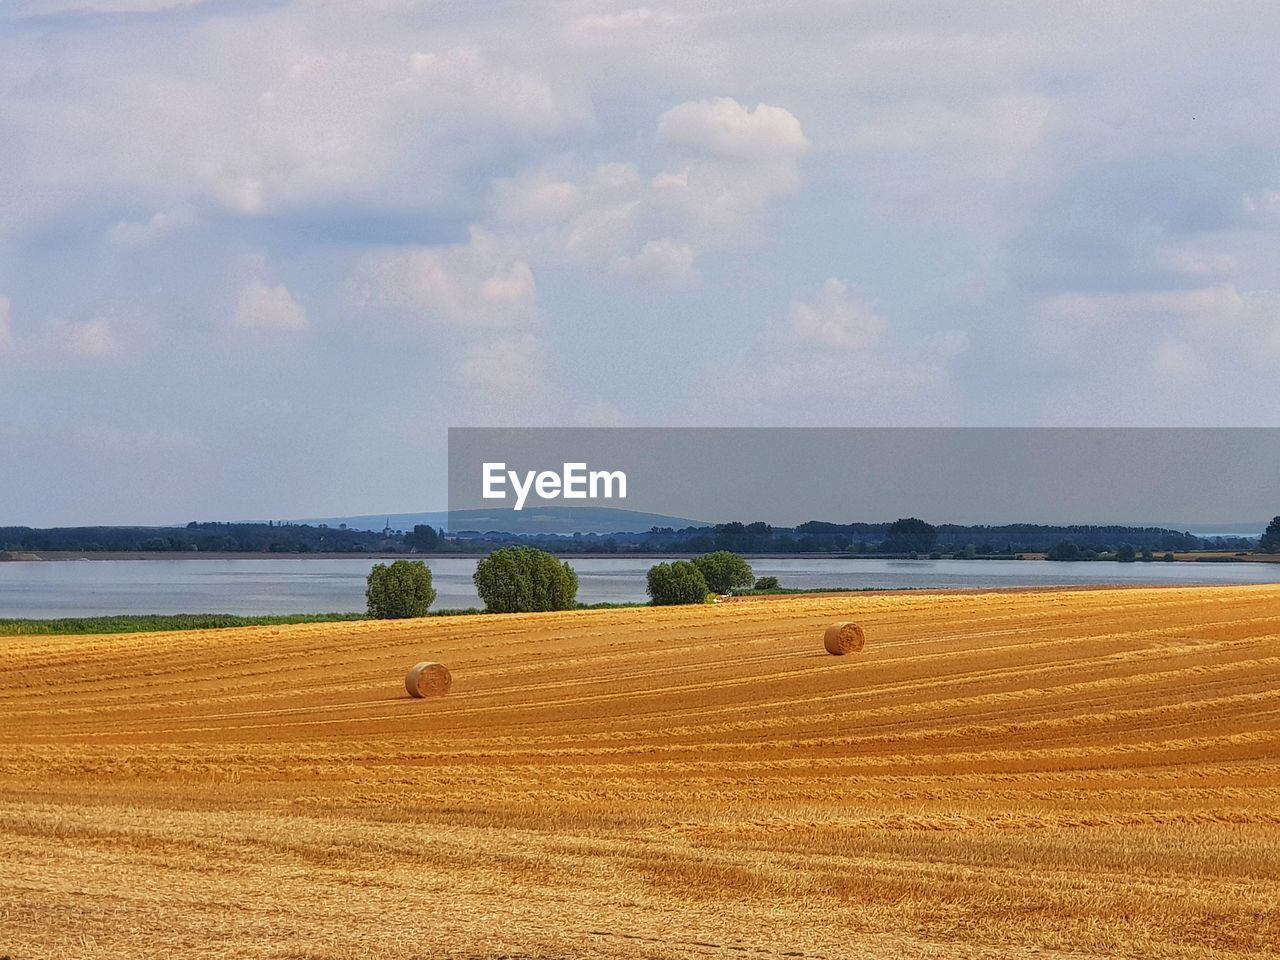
2, 556, 1279, 619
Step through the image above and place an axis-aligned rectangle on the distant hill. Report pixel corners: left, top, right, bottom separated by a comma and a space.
297, 506, 710, 536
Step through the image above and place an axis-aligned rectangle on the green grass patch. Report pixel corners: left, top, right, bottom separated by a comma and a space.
0, 608, 493, 636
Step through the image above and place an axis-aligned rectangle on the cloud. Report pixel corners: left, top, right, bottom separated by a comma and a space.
612, 238, 696, 287
234, 282, 307, 332
482, 97, 811, 272
651, 99, 810, 234
59, 317, 122, 358
360, 229, 537, 328
489, 162, 645, 267
493, 173, 586, 225
9, 0, 208, 13
1030, 282, 1280, 406
1037, 285, 1251, 329
0, 297, 11, 352
455, 333, 544, 397
657, 98, 809, 159
787, 278, 887, 351
1243, 188, 1280, 221
1, 21, 571, 224
690, 277, 966, 425
397, 47, 563, 131
567, 8, 678, 41
107, 207, 197, 247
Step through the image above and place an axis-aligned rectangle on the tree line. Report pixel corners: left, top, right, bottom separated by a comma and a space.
4, 515, 1275, 556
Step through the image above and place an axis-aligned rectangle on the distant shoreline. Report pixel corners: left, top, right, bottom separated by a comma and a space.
3, 549, 1278, 564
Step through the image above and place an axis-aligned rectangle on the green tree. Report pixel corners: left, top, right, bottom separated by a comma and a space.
692, 551, 755, 593
366, 560, 436, 618
1261, 516, 1280, 553
884, 517, 938, 553
405, 524, 441, 552
1047, 540, 1082, 561
753, 576, 780, 590
1116, 543, 1137, 562
647, 560, 710, 605
473, 546, 579, 613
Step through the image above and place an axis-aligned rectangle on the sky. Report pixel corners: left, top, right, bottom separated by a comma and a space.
2, 1, 1280, 526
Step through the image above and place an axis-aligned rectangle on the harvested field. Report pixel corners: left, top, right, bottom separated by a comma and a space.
1, 585, 1278, 959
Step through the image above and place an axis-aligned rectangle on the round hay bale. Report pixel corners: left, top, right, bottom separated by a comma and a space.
823, 621, 865, 656
405, 661, 453, 699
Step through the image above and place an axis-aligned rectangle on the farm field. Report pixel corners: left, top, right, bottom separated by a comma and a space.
1, 586, 1279, 959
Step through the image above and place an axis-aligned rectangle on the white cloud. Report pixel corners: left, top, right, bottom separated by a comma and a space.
1038, 285, 1251, 328
234, 282, 307, 332
13, 0, 205, 11
567, 8, 678, 41
649, 100, 811, 234
59, 318, 122, 358
491, 162, 645, 265
455, 333, 544, 396
1, 22, 572, 224
690, 277, 965, 424
397, 47, 563, 131
787, 278, 887, 351
493, 174, 586, 225
1032, 284, 1280, 398
658, 98, 809, 159
1243, 188, 1280, 221
613, 238, 696, 287
479, 95, 811, 282
361, 229, 537, 328
652, 158, 804, 234
560, 198, 642, 261
0, 297, 11, 352
697, 347, 960, 426
107, 207, 197, 247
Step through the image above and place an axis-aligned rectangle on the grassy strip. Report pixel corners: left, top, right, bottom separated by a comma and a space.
0, 602, 660, 636
0, 609, 493, 636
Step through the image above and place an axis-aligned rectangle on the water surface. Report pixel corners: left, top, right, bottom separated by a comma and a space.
2, 556, 1278, 619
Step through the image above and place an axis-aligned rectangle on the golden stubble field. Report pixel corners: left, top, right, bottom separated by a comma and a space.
2, 585, 1279, 960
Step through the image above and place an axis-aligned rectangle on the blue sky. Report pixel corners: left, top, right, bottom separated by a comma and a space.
3, 1, 1280, 525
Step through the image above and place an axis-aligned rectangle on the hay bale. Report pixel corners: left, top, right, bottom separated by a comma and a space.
405, 661, 453, 698
823, 621, 865, 656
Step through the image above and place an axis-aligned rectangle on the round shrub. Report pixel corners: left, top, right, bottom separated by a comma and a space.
692, 551, 754, 594
366, 559, 436, 619
647, 560, 709, 605
753, 576, 780, 590
473, 546, 579, 613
